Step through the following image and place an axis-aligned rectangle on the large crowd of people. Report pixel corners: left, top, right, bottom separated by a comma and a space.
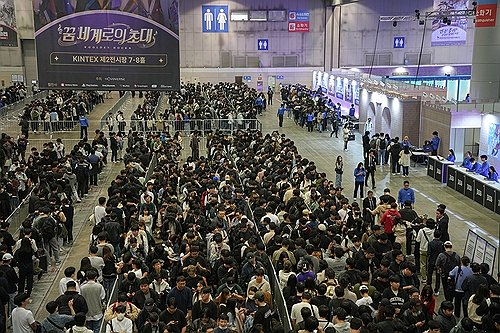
0, 84, 28, 110
2, 83, 499, 333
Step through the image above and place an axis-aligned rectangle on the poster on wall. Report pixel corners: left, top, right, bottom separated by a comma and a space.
336, 77, 344, 100
345, 79, 353, 103
315, 71, 322, 91
328, 76, 335, 95
0, 0, 18, 47
312, 71, 318, 90
488, 123, 500, 159
32, 0, 180, 90
321, 72, 329, 93
431, 0, 469, 46
354, 81, 360, 105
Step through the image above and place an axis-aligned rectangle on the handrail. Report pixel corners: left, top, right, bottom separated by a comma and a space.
99, 152, 158, 333
226, 148, 293, 333
99, 91, 131, 129
0, 90, 49, 118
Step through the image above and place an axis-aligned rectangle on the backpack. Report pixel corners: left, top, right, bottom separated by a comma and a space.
369, 139, 377, 150
442, 251, 460, 276
40, 217, 57, 240
379, 138, 387, 150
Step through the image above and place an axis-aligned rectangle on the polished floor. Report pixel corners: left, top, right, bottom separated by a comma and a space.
260, 97, 499, 274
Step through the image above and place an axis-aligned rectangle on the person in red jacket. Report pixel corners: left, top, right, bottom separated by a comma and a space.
379, 202, 401, 244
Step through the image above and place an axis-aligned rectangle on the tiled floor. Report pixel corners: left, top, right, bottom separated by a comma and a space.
259, 98, 499, 273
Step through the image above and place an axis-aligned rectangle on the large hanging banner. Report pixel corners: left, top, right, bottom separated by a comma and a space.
0, 0, 18, 47
32, 0, 180, 91
431, 0, 469, 46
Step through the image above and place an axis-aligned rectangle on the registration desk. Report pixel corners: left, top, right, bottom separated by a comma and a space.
447, 165, 500, 214
427, 156, 455, 183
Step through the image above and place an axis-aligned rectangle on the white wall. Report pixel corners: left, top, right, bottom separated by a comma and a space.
180, 0, 326, 68
334, 0, 475, 67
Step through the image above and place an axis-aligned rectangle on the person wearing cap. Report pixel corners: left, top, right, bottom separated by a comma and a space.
12, 293, 38, 333
0, 252, 18, 312
137, 298, 162, 331
355, 285, 374, 308
434, 241, 460, 300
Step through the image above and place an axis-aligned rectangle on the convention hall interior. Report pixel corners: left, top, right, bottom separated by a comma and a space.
0, 0, 500, 333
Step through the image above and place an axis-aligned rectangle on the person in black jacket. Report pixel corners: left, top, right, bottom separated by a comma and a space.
436, 205, 450, 242
427, 230, 444, 294
0, 253, 18, 313
55, 281, 88, 315
461, 263, 487, 317
133, 278, 160, 310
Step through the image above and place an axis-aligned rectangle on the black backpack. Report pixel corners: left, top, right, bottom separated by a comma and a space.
379, 139, 387, 150
442, 251, 460, 275
40, 217, 57, 240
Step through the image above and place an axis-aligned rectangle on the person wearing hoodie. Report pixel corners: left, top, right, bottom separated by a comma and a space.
68, 312, 93, 333
332, 307, 350, 333
63, 167, 81, 203
435, 301, 456, 333
106, 305, 133, 333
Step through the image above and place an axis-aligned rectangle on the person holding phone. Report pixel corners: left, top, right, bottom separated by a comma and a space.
159, 297, 188, 333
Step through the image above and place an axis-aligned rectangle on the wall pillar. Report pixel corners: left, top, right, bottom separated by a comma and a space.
470, 0, 500, 100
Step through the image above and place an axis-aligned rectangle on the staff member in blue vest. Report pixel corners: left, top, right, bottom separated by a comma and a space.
430, 131, 440, 156
476, 155, 490, 177
277, 104, 286, 127
486, 166, 499, 182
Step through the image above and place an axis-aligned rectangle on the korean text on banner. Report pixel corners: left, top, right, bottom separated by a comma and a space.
32, 0, 180, 91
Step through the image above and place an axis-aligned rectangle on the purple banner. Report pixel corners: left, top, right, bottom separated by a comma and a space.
432, 0, 469, 46
33, 5, 179, 91
0, 0, 18, 47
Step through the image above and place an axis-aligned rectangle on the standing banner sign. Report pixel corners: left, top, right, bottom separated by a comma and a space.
32, 0, 180, 91
0, 0, 18, 47
431, 0, 469, 46
464, 229, 497, 274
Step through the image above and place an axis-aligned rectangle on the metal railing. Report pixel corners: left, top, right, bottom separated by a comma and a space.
97, 118, 263, 135
227, 150, 293, 333
0, 90, 49, 118
99, 152, 158, 333
99, 91, 131, 130
5, 187, 36, 237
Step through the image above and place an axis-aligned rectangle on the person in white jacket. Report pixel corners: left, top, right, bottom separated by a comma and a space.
106, 305, 133, 333
415, 219, 436, 284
